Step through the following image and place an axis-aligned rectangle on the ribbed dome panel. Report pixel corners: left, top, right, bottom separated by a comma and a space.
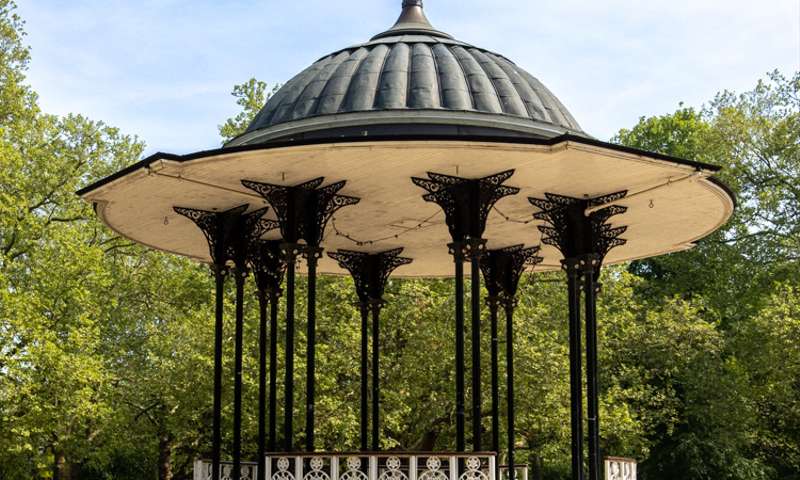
243, 32, 585, 140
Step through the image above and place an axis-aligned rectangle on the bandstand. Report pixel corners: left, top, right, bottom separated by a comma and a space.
77, 2, 735, 480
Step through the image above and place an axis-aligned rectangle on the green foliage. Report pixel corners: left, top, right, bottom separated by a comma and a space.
1, 1, 799, 479
218, 79, 280, 143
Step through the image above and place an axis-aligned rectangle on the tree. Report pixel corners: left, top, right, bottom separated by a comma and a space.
218, 79, 280, 143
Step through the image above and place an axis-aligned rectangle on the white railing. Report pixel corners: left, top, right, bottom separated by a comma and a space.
605, 457, 636, 480
498, 464, 528, 480
194, 460, 259, 480
195, 453, 497, 480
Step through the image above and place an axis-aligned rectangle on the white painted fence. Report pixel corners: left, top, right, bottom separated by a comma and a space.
605, 457, 637, 480
195, 453, 497, 480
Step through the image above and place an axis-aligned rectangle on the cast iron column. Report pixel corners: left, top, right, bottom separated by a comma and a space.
413, 170, 520, 452
230, 208, 276, 480
282, 243, 299, 451
243, 177, 359, 453
504, 298, 516, 480
359, 303, 369, 450
329, 248, 413, 452
370, 299, 382, 450
452, 242, 467, 451
488, 295, 500, 458
212, 265, 225, 479
469, 241, 484, 451
582, 257, 602, 480
269, 289, 280, 451
481, 245, 543, 480
305, 246, 323, 451
251, 240, 287, 470
529, 191, 629, 480
232, 267, 246, 479
174, 205, 276, 479
173, 205, 245, 480
563, 258, 584, 480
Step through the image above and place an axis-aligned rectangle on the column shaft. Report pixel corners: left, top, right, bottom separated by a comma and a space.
471, 256, 482, 451
566, 264, 584, 480
584, 266, 600, 480
212, 267, 225, 480
233, 271, 246, 479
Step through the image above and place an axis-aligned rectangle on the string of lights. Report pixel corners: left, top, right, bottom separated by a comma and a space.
492, 205, 538, 225
330, 210, 443, 247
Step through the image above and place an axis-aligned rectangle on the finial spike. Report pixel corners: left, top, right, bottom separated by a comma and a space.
373, 0, 450, 40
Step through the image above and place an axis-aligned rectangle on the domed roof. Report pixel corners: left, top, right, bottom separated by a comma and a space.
230, 1, 586, 146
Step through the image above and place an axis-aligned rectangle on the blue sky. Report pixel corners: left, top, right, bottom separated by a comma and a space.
18, 0, 800, 156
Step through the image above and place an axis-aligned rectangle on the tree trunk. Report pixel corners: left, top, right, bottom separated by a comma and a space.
158, 434, 173, 480
53, 450, 68, 480
532, 454, 543, 480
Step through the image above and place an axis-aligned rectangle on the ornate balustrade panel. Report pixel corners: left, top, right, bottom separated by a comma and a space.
604, 457, 637, 480
193, 460, 259, 480
195, 453, 496, 480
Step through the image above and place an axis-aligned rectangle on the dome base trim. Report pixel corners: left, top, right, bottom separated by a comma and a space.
230, 110, 587, 147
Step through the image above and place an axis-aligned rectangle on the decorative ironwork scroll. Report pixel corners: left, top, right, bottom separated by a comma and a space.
242, 177, 360, 246
412, 170, 519, 242
480, 245, 543, 305
328, 248, 413, 304
528, 191, 628, 262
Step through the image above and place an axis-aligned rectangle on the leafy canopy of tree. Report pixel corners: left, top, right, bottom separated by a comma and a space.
218, 79, 280, 144
1, 2, 799, 479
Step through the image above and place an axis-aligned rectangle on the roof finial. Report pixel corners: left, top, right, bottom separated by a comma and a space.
372, 0, 451, 40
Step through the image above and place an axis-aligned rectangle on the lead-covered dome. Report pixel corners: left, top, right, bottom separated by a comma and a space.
229, 1, 586, 146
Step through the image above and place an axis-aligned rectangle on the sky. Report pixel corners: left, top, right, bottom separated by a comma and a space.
17, 0, 800, 156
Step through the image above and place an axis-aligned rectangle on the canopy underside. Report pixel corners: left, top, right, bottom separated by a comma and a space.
81, 139, 734, 277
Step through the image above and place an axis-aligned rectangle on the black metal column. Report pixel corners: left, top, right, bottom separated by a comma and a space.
305, 247, 322, 452
328, 248, 412, 453
489, 296, 500, 457
252, 240, 287, 472
257, 287, 268, 476
452, 243, 467, 452
359, 303, 369, 450
174, 204, 276, 480
564, 259, 584, 480
268, 290, 279, 452
243, 177, 360, 454
582, 258, 602, 480
232, 268, 246, 480
470, 247, 482, 451
413, 170, 520, 454
480, 245, 542, 480
174, 205, 278, 479
529, 191, 629, 480
283, 245, 297, 451
505, 299, 516, 480
371, 300, 381, 451
212, 265, 225, 480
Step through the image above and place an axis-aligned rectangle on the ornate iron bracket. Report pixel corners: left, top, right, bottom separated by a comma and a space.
528, 191, 629, 262
173, 204, 279, 269
250, 240, 287, 295
480, 244, 543, 306
412, 170, 519, 242
328, 248, 413, 305
242, 177, 360, 246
